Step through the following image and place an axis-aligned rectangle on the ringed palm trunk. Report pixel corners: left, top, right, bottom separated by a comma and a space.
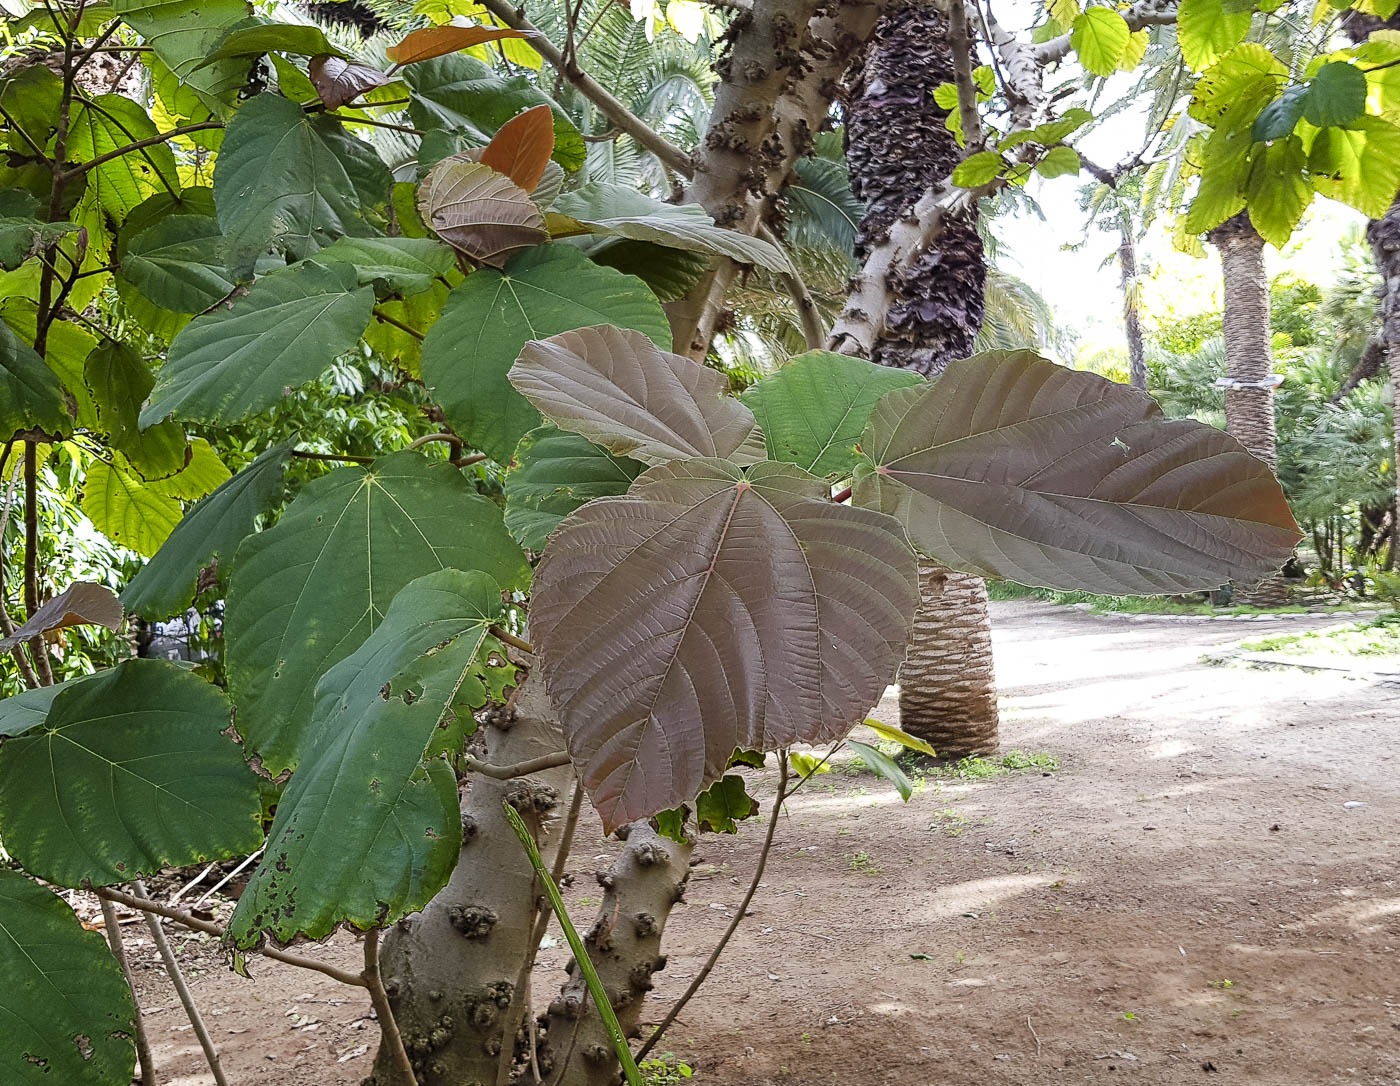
1208, 213, 1289, 603
845, 0, 998, 757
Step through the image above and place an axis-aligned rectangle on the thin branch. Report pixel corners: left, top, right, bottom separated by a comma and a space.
756, 223, 824, 350
404, 432, 461, 452
330, 113, 423, 135
100, 895, 160, 1086
74, 96, 180, 199
475, 0, 694, 178
635, 754, 790, 1061
373, 306, 426, 341
947, 0, 985, 153
290, 449, 376, 465
461, 750, 572, 780
57, 122, 224, 182
363, 929, 417, 1085
93, 885, 370, 987
133, 879, 230, 1086
489, 624, 534, 655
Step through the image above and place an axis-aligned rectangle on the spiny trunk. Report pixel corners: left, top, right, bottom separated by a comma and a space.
1119, 217, 1147, 391
845, 0, 997, 753
370, 680, 575, 1086
1367, 197, 1400, 570
1208, 212, 1288, 603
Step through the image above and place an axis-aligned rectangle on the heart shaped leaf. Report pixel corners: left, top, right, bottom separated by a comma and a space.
852, 350, 1302, 594
530, 458, 918, 831
480, 104, 555, 193
418, 156, 547, 267
510, 324, 767, 466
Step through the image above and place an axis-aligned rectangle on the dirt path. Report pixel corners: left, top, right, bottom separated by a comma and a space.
122, 601, 1399, 1085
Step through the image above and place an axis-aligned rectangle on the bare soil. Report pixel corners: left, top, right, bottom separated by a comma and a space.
113, 600, 1400, 1085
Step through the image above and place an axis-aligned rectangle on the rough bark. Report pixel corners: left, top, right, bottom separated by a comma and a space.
1367, 198, 1400, 570
538, 824, 694, 1086
842, 0, 998, 753
1119, 217, 1147, 391
369, 679, 575, 1086
1208, 213, 1288, 603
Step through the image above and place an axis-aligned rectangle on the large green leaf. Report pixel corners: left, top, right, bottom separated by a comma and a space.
1177, 0, 1251, 70
112, 0, 250, 113
119, 214, 234, 313
740, 351, 922, 477
226, 450, 528, 774
0, 868, 136, 1086
0, 318, 69, 440
82, 457, 184, 556
313, 235, 456, 295
1070, 7, 1130, 77
1308, 116, 1400, 219
141, 260, 375, 426
552, 183, 794, 274
197, 16, 346, 65
420, 245, 669, 463
0, 677, 86, 738
404, 55, 584, 172
1189, 43, 1286, 126
214, 93, 391, 278
122, 441, 293, 618
84, 339, 189, 479
1303, 61, 1367, 127
504, 424, 643, 549
1246, 135, 1311, 246
0, 659, 262, 888
531, 458, 918, 831
68, 95, 181, 221
510, 324, 767, 466
228, 569, 500, 947
851, 350, 1302, 594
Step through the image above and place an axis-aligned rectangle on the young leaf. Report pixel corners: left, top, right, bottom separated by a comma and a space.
504, 425, 643, 549
420, 245, 670, 464
1302, 61, 1368, 127
309, 54, 391, 110
846, 740, 913, 802
1245, 135, 1311, 246
387, 24, 532, 66
509, 324, 767, 466
227, 569, 502, 948
740, 351, 922, 477
0, 868, 137, 1086
0, 318, 70, 441
530, 458, 918, 831
861, 718, 937, 757
122, 441, 293, 619
1070, 7, 1131, 77
1177, 0, 1251, 70
951, 150, 1005, 188
226, 450, 528, 775
851, 350, 1302, 594
417, 155, 547, 267
0, 659, 262, 888
480, 104, 555, 193
140, 261, 375, 427
694, 774, 760, 833
788, 750, 832, 779
1036, 145, 1082, 179
0, 582, 122, 654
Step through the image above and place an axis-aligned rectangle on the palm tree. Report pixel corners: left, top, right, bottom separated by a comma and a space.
843, 0, 998, 758
1078, 177, 1149, 389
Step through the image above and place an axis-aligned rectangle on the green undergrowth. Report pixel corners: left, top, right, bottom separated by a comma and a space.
1240, 613, 1400, 657
985, 580, 1363, 616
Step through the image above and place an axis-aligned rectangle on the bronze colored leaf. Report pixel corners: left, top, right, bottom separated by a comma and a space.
0, 582, 123, 652
480, 104, 555, 193
308, 54, 390, 110
417, 156, 546, 267
530, 458, 918, 831
853, 350, 1302, 594
386, 25, 531, 66
509, 324, 767, 465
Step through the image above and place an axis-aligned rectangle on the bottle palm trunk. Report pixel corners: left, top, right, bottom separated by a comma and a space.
845, 0, 998, 758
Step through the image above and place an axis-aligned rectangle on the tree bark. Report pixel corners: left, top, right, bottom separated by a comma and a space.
844, 0, 997, 756
1208, 212, 1288, 603
1367, 198, 1400, 570
1119, 215, 1147, 391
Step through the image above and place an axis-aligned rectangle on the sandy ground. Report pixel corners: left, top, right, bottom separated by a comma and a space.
116, 600, 1399, 1085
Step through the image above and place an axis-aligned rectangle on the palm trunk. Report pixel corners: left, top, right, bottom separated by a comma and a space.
846, 0, 997, 758
1208, 212, 1288, 603
1366, 198, 1400, 570
1119, 215, 1147, 391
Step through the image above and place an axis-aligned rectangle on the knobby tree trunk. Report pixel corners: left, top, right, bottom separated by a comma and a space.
1208, 213, 1288, 603
1119, 215, 1147, 391
845, 0, 998, 758
1367, 199, 1400, 570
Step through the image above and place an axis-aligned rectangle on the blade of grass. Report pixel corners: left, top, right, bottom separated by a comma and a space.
502, 801, 643, 1086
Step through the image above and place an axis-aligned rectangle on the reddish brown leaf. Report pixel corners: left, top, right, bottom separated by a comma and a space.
530, 458, 918, 831
308, 55, 391, 110
480, 105, 555, 193
0, 582, 123, 652
386, 25, 531, 66
417, 156, 547, 267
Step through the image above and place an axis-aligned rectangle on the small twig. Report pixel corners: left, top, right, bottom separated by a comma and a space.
290, 449, 376, 465
363, 929, 417, 1085
56, 122, 223, 182
489, 624, 534, 655
133, 879, 230, 1086
404, 432, 461, 452
372, 306, 426, 341
100, 895, 159, 1086
636, 756, 790, 1061
189, 846, 264, 910
462, 750, 571, 780
454, 452, 489, 467
330, 113, 423, 135
755, 223, 822, 349
1027, 1014, 1042, 1058
167, 861, 218, 906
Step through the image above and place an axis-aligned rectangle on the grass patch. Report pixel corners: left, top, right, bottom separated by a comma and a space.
1240, 614, 1400, 658
639, 1053, 694, 1083
932, 750, 1060, 780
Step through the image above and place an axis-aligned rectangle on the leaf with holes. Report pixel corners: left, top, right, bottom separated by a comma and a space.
694, 774, 760, 834
227, 569, 500, 946
0, 659, 262, 888
480, 105, 555, 193
122, 441, 292, 618
531, 458, 918, 831
504, 425, 643, 549
309, 54, 391, 109
226, 450, 528, 775
511, 324, 767, 466
851, 350, 1301, 594
140, 261, 374, 427
0, 868, 136, 1084
0, 583, 122, 654
421, 245, 669, 463
417, 156, 547, 267
0, 318, 69, 440
741, 351, 922, 478
1308, 116, 1400, 219
387, 24, 531, 65
0, 218, 79, 271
